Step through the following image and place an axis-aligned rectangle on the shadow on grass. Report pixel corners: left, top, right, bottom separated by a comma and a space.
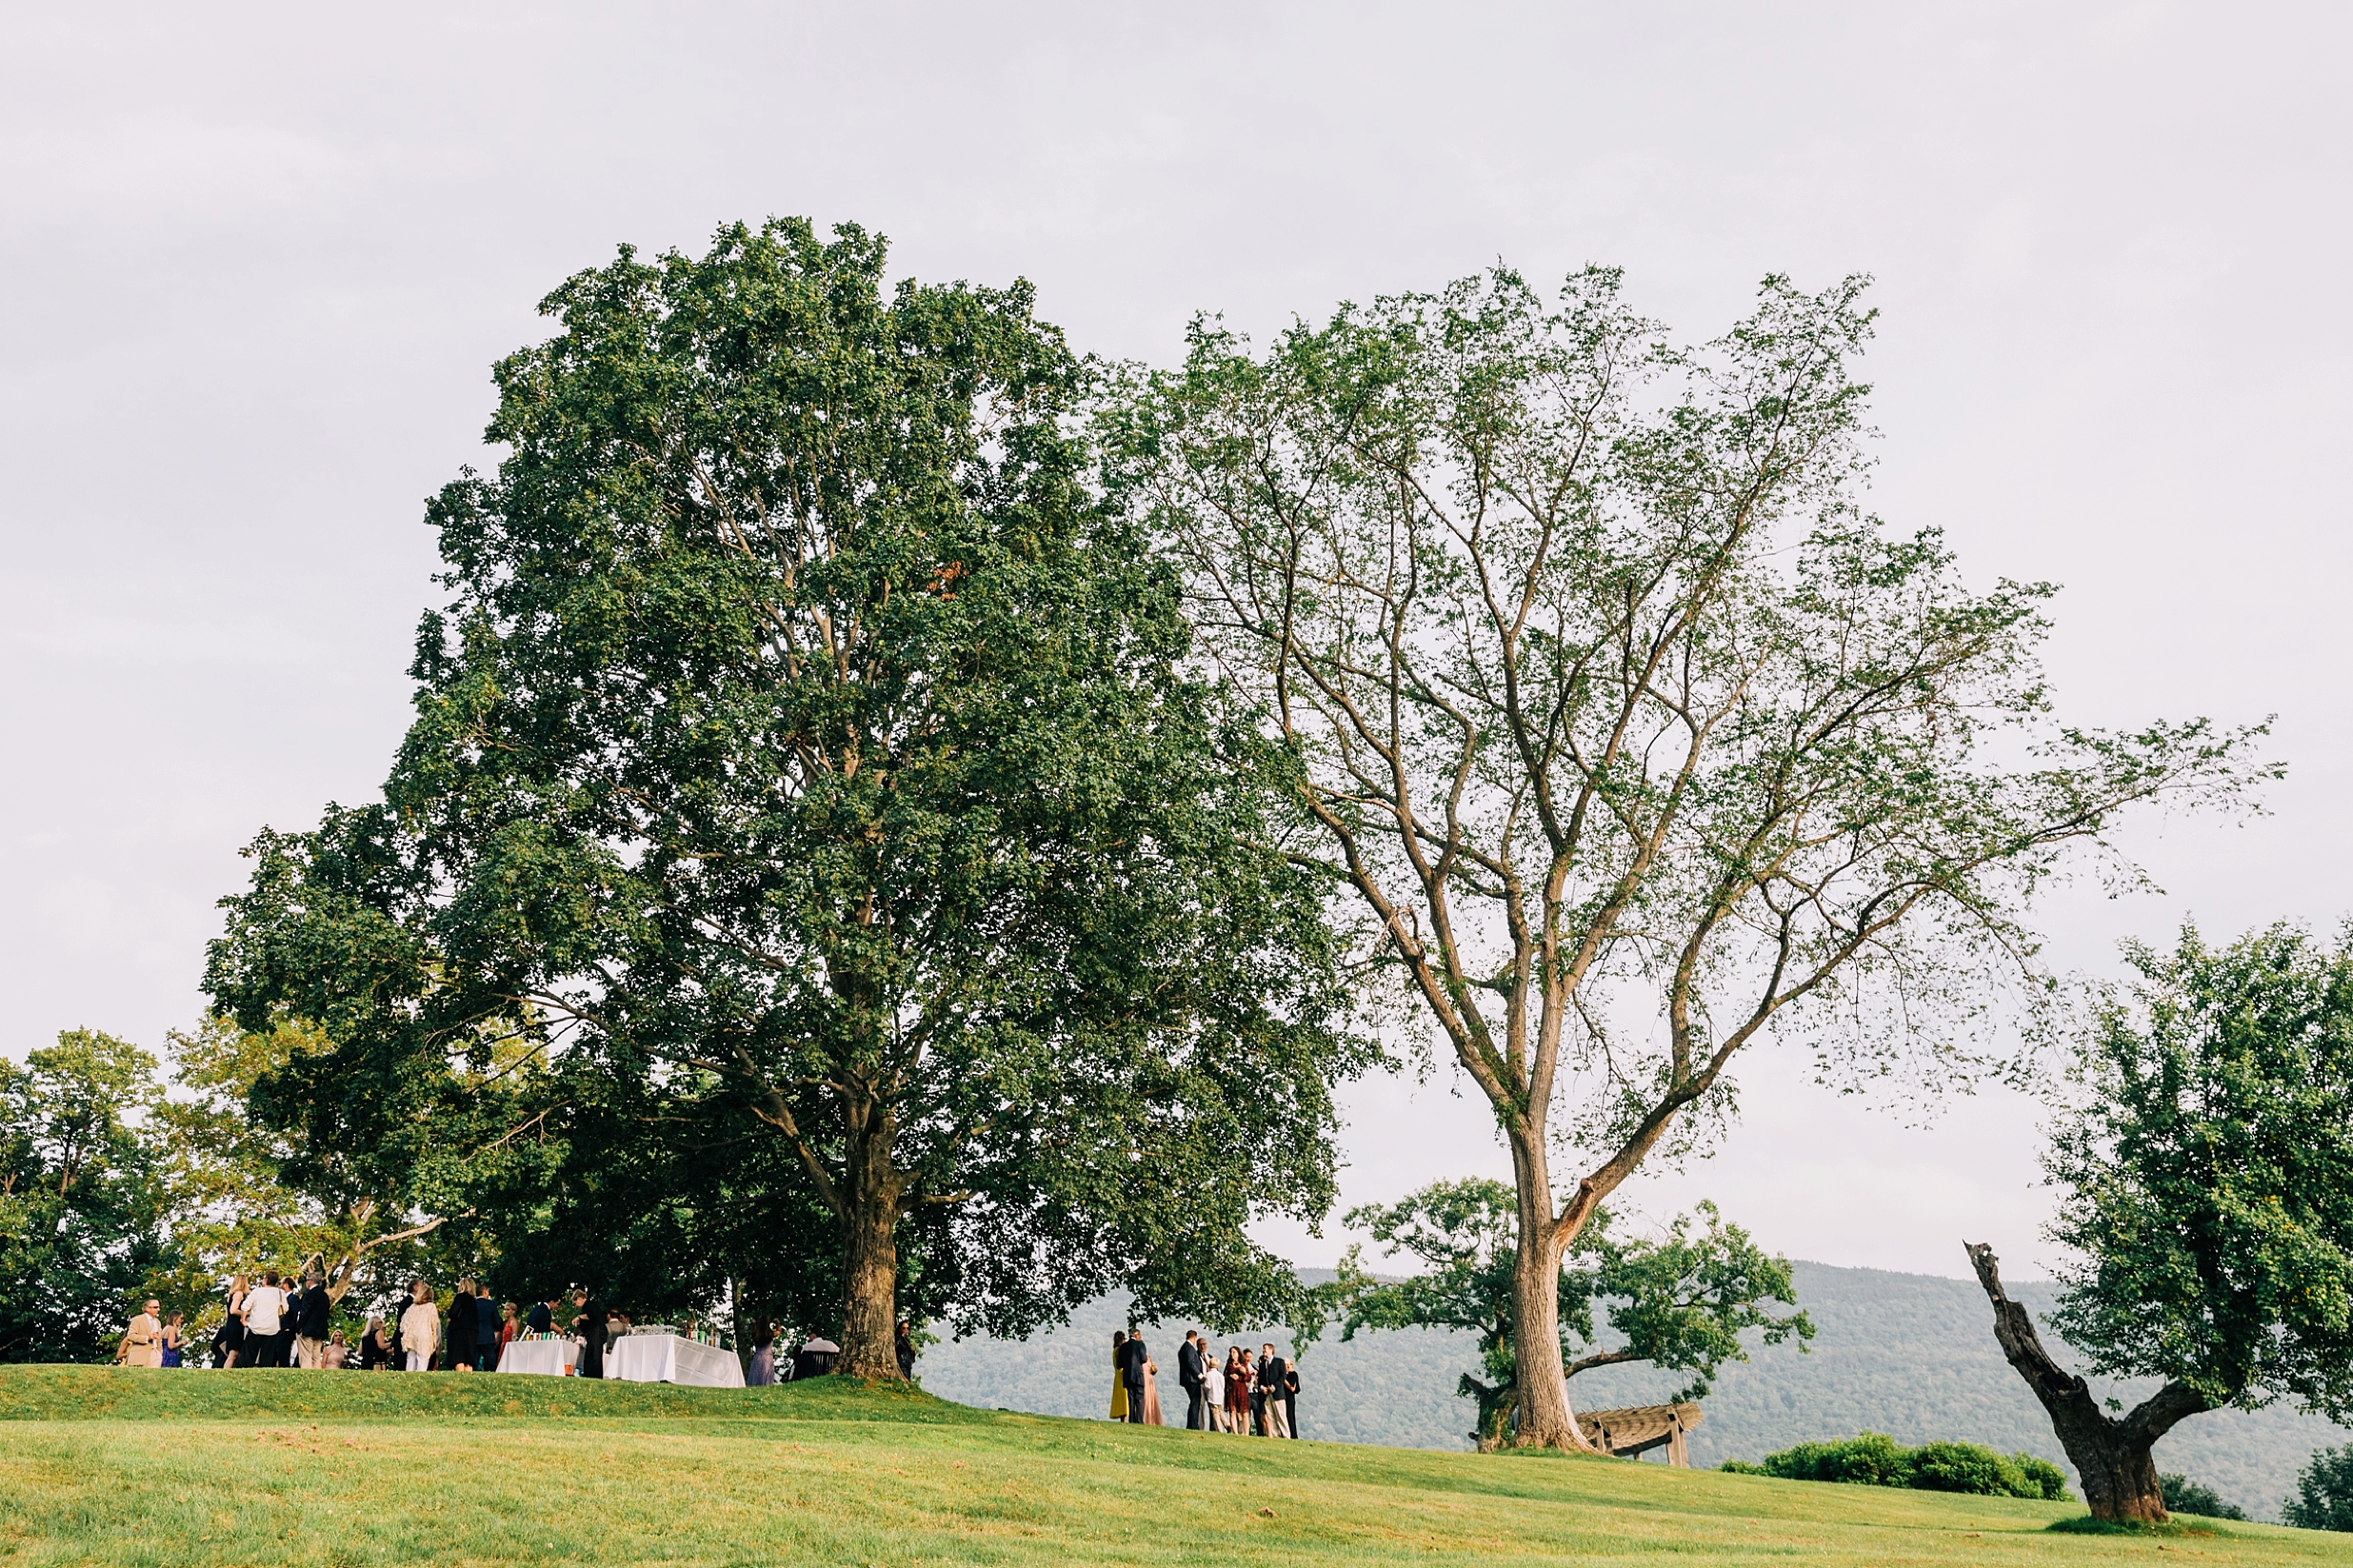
2048, 1515, 2226, 1538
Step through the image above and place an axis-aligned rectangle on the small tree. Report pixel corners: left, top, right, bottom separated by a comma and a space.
0, 1032, 174, 1361
209, 219, 1371, 1379
1107, 265, 2269, 1445
2285, 1446, 2353, 1532
1336, 1177, 1810, 1443
1969, 922, 2353, 1522
151, 1016, 538, 1323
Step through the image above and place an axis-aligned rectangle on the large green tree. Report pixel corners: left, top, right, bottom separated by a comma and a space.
1336, 1177, 1811, 1443
1103, 265, 2269, 1444
0, 1031, 174, 1362
209, 219, 1368, 1378
1969, 921, 2353, 1522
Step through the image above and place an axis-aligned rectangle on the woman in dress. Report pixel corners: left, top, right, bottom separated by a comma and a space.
322, 1330, 349, 1369
747, 1320, 777, 1387
397, 1280, 440, 1372
160, 1313, 185, 1368
1107, 1330, 1129, 1420
1226, 1347, 1255, 1436
1140, 1351, 1165, 1426
360, 1317, 391, 1370
217, 1275, 249, 1368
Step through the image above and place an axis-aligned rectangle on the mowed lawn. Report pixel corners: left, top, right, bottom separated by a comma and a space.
0, 1368, 2341, 1567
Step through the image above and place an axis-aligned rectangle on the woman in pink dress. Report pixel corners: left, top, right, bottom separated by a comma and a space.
1140, 1353, 1165, 1425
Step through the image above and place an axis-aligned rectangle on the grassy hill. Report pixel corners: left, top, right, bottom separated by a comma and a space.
0, 1365, 2342, 1567
917, 1261, 2351, 1522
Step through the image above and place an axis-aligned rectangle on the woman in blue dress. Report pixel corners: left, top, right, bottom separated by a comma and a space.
160, 1313, 185, 1367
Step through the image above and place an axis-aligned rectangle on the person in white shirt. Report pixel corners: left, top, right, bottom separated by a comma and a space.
1204, 1350, 1227, 1432
398, 1280, 441, 1373
243, 1271, 289, 1368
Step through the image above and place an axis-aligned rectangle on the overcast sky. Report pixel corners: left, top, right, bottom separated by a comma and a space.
5, 1, 2346, 1280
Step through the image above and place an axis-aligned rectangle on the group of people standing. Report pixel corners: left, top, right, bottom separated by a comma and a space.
199, 1270, 339, 1368
157, 1273, 621, 1373
1110, 1328, 1299, 1438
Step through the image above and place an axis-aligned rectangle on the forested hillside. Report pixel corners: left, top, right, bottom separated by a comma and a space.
917, 1261, 2347, 1523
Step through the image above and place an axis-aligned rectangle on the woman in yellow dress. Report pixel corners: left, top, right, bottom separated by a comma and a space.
1108, 1330, 1129, 1419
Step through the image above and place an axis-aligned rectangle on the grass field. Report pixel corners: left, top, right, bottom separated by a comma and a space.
0, 1367, 2343, 1566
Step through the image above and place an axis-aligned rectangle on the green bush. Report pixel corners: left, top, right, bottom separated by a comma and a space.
1725, 1433, 2071, 1501
2284, 1445, 2353, 1531
2157, 1472, 2246, 1520
2012, 1453, 2071, 1502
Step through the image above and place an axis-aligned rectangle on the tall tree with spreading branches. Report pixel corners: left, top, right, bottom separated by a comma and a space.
1102, 266, 2272, 1446
209, 219, 1369, 1379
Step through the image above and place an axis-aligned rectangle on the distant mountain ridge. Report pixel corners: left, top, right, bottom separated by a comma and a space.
914, 1260, 2346, 1523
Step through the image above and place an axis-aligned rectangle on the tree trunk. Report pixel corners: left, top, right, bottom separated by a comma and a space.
839, 1194, 902, 1379
1509, 1130, 1597, 1451
834, 1082, 907, 1380
1964, 1242, 2208, 1522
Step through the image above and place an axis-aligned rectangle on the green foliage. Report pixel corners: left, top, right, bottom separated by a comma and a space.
2285, 1445, 2353, 1532
0, 1033, 175, 1361
1333, 1179, 1811, 1441
2045, 923, 2353, 1422
2160, 1472, 2249, 1520
206, 217, 1372, 1356
1105, 260, 2272, 1438
1729, 1432, 2069, 1500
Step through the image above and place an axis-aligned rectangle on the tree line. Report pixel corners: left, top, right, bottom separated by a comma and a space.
13, 216, 2353, 1528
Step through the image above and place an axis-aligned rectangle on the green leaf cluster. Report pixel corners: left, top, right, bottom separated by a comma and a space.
2045, 923, 2353, 1420
205, 217, 1374, 1351
1331, 1177, 1811, 1441
0, 1033, 173, 1361
2284, 1445, 2353, 1531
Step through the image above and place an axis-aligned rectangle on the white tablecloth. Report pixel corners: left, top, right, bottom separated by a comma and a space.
495, 1339, 578, 1377
604, 1334, 745, 1388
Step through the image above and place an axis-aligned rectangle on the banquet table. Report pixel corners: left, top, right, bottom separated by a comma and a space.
603, 1333, 746, 1388
495, 1338, 578, 1377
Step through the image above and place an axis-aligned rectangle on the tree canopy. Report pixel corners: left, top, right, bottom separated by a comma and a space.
0, 1031, 172, 1362
207, 218, 1372, 1376
1971, 920, 2353, 1521
1334, 1177, 1811, 1442
1103, 263, 2271, 1444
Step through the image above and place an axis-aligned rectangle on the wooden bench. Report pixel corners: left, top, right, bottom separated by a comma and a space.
1580, 1401, 1705, 1466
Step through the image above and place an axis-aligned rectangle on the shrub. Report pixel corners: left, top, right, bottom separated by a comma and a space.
2284, 1445, 2353, 1532
1728, 1434, 2072, 1501
2013, 1454, 2071, 1502
2157, 1473, 2245, 1520
1758, 1432, 1913, 1487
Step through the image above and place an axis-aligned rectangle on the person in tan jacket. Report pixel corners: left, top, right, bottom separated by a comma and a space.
116, 1300, 164, 1367
397, 1280, 440, 1372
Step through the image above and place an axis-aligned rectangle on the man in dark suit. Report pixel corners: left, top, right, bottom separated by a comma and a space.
1117, 1327, 1148, 1423
526, 1297, 554, 1334
1177, 1331, 1206, 1430
294, 1273, 332, 1368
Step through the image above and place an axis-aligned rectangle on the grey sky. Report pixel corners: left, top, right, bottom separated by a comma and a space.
5, 2, 2346, 1279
